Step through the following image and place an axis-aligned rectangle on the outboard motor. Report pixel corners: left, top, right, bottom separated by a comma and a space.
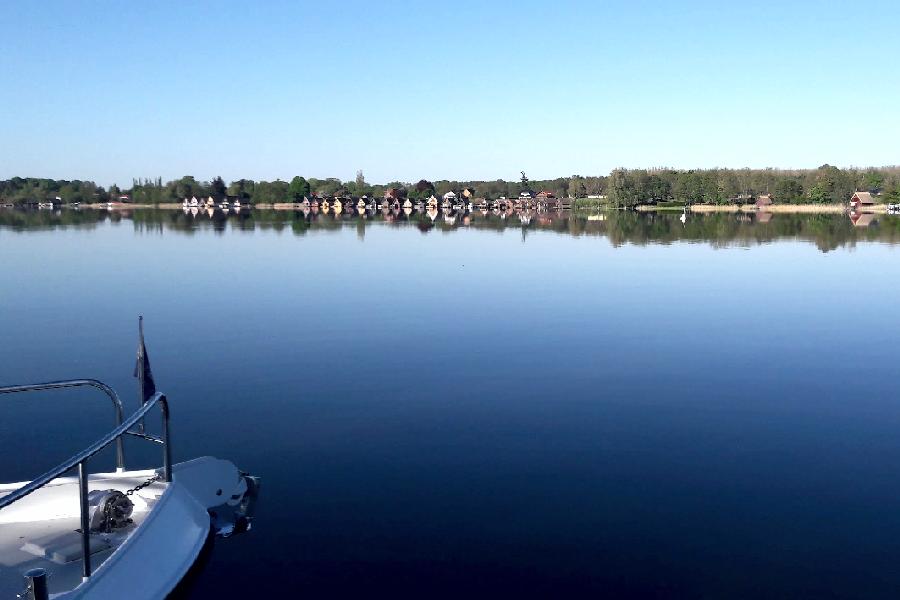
208, 473, 260, 537
87, 489, 134, 533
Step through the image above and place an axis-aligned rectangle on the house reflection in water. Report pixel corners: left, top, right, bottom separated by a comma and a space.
849, 211, 875, 227
9, 206, 900, 254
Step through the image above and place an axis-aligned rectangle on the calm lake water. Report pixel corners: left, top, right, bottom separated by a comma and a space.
2, 208, 900, 599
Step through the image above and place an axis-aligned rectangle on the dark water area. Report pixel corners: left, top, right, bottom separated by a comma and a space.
2, 208, 900, 598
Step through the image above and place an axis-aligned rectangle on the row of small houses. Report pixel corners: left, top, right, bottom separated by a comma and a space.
182, 190, 571, 211
182, 196, 246, 209
295, 193, 570, 212
382, 187, 560, 201
328, 186, 565, 205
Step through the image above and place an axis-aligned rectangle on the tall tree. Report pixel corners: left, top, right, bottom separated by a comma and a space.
288, 176, 310, 201
211, 176, 226, 196
773, 179, 803, 203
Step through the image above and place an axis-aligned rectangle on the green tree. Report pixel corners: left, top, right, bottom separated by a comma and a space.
674, 172, 703, 204
175, 176, 200, 200
882, 183, 899, 202
646, 174, 670, 201
288, 176, 310, 202
807, 185, 831, 204
864, 169, 885, 189
608, 169, 644, 208
773, 179, 803, 204
226, 181, 243, 197
211, 176, 226, 196
567, 176, 587, 198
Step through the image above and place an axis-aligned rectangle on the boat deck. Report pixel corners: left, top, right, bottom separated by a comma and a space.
0, 469, 166, 599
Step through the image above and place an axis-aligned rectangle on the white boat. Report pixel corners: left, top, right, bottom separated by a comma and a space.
0, 379, 259, 600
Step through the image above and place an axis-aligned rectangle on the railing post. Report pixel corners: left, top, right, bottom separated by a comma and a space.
23, 568, 49, 600
115, 409, 125, 472
78, 461, 91, 580
160, 396, 172, 483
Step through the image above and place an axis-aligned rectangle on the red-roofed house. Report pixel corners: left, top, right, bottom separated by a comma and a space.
849, 191, 875, 209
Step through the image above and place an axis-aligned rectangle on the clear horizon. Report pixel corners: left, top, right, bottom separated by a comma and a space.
2, 0, 899, 188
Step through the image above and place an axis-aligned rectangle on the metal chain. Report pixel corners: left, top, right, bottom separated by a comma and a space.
125, 474, 161, 496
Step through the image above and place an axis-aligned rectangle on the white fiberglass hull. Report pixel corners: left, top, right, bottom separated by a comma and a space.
0, 457, 257, 600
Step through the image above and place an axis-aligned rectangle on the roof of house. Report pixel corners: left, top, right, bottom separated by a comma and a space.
852, 191, 875, 204
756, 194, 773, 206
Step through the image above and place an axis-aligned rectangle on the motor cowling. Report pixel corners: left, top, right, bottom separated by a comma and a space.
208, 474, 260, 537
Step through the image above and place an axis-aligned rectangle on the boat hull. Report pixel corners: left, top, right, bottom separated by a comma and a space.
0, 457, 258, 600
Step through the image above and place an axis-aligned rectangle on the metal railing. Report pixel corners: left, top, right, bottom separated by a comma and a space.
0, 382, 172, 584
0, 379, 125, 470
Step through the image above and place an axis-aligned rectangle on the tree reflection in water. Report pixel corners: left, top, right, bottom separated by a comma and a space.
2, 208, 899, 253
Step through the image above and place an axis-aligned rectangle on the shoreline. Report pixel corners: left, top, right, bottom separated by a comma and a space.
37, 202, 893, 216
635, 203, 887, 214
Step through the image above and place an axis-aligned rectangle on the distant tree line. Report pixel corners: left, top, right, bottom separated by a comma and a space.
606, 165, 900, 208
2, 166, 898, 207
0, 177, 123, 203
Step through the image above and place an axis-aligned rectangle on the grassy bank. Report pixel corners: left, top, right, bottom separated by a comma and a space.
688, 204, 886, 214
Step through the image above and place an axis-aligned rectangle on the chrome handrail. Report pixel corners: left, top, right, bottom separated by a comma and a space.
0, 391, 171, 581
0, 379, 125, 471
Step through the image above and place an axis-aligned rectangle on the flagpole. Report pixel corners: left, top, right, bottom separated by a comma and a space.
138, 316, 146, 433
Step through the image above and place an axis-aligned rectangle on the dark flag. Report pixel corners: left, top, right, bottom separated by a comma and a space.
134, 316, 156, 406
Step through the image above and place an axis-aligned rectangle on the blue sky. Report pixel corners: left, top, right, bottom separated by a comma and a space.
1, 0, 898, 187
